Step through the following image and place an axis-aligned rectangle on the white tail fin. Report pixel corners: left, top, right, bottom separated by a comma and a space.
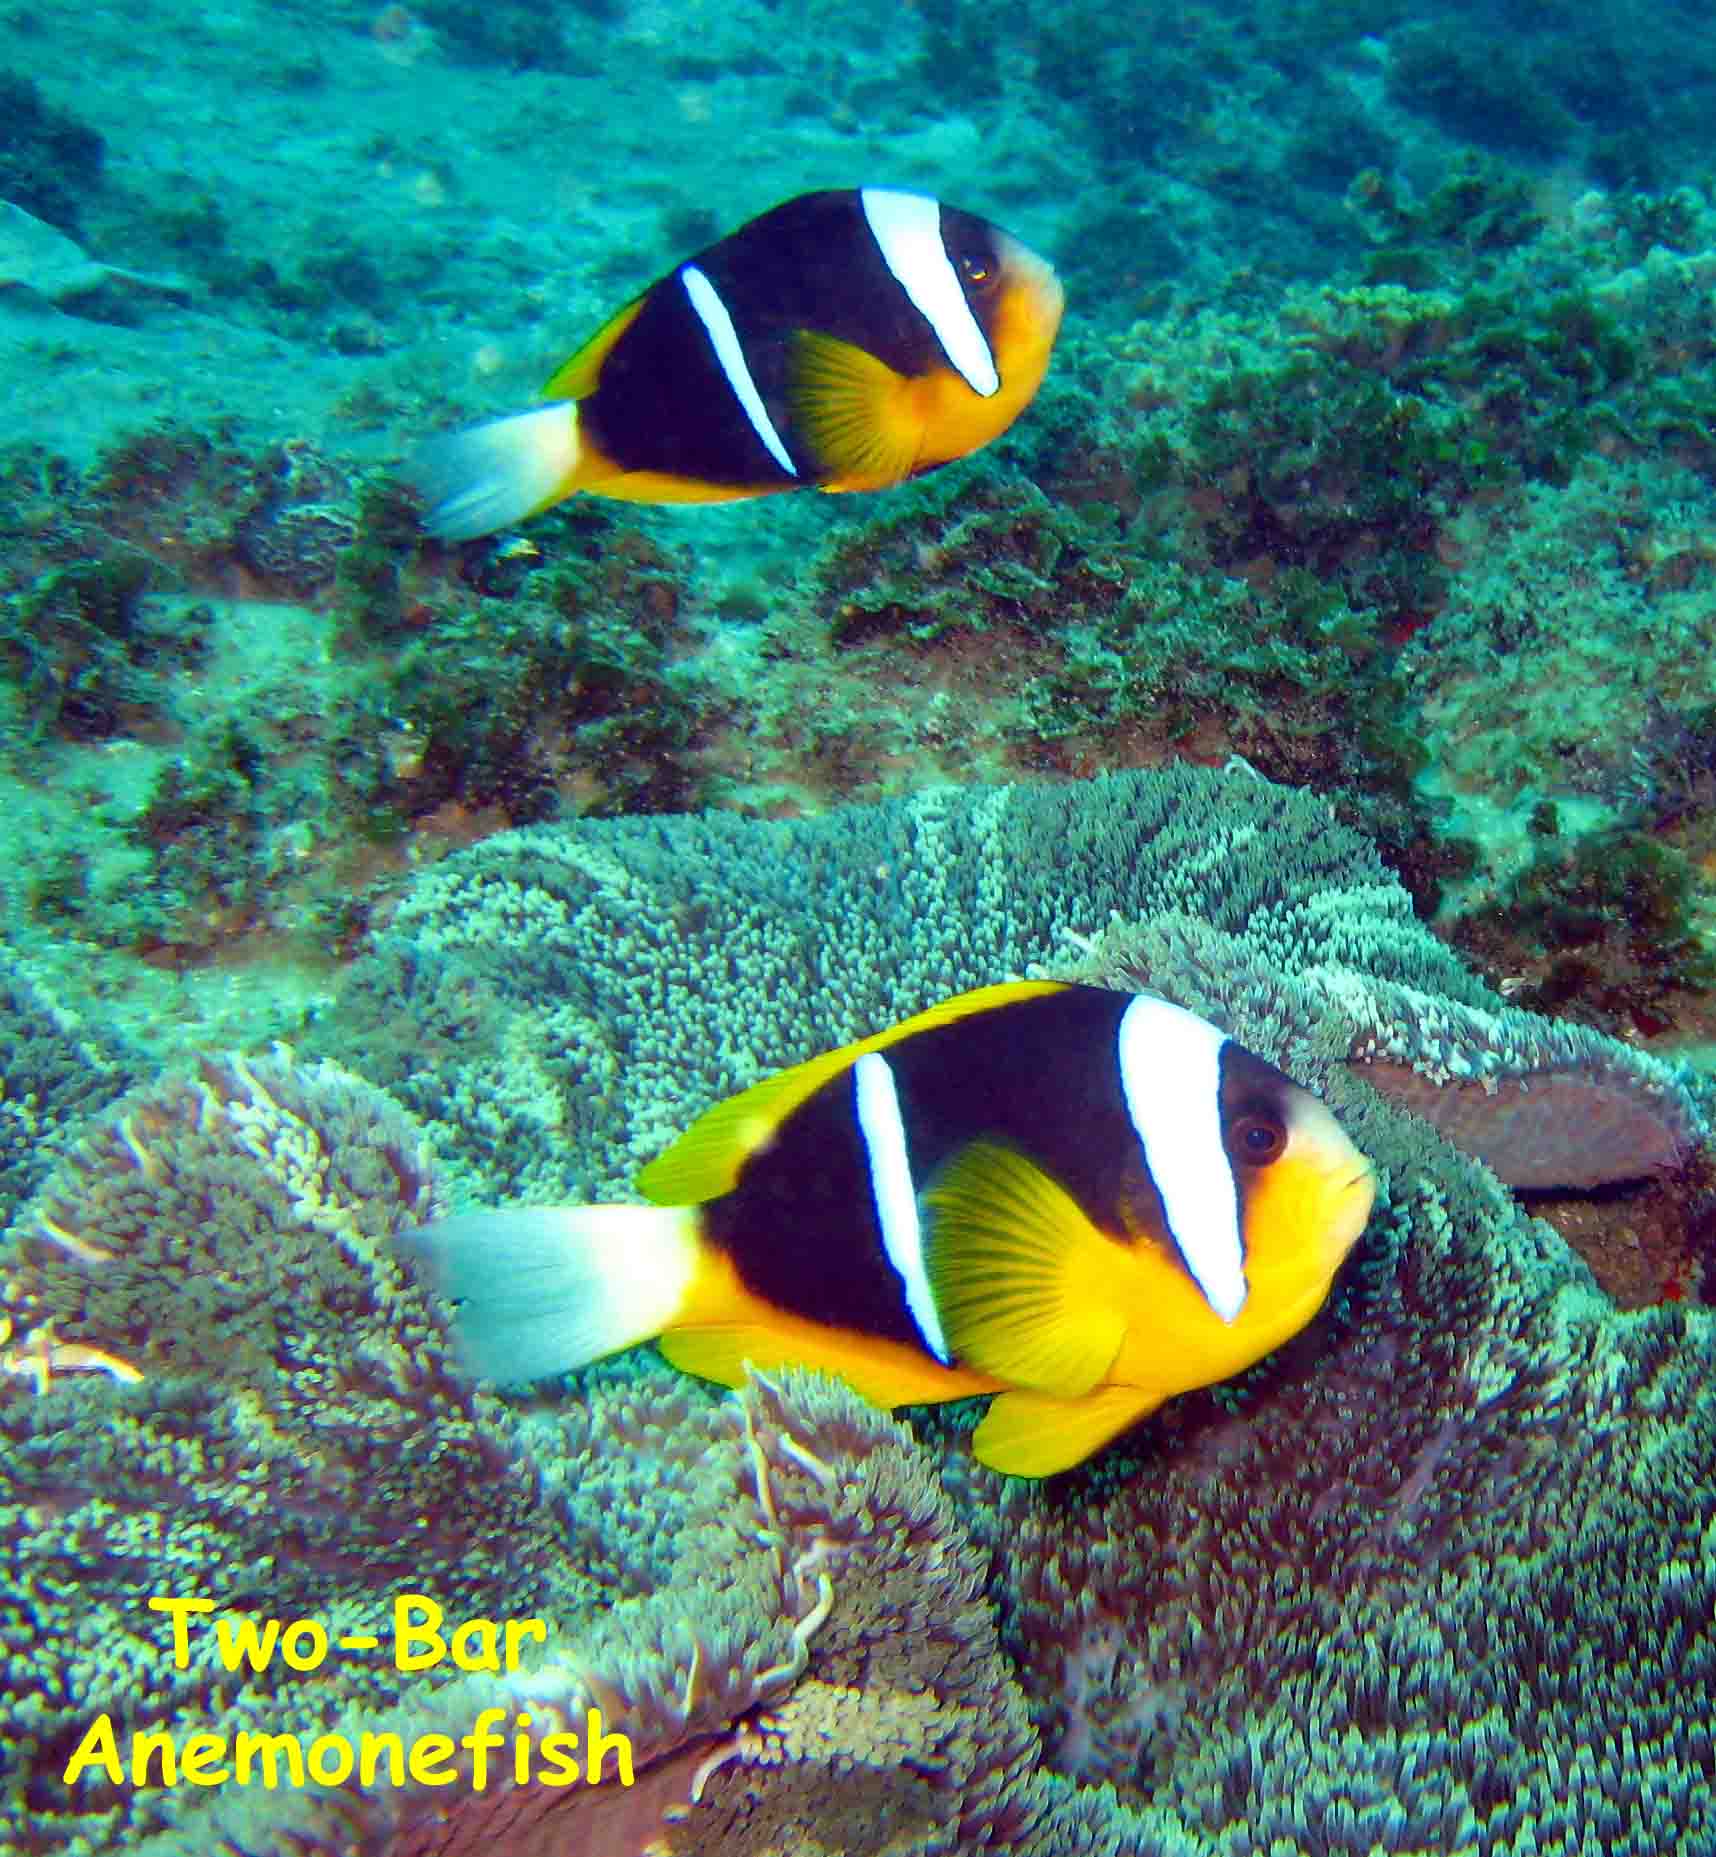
408, 402, 581, 541
403, 1204, 699, 1384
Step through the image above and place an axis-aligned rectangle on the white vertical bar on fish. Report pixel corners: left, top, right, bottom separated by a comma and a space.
859, 187, 999, 396
1116, 996, 1248, 1321
853, 1050, 951, 1361
680, 263, 799, 475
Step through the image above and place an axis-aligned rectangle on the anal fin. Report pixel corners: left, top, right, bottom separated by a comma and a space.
658, 1323, 778, 1389
658, 1319, 974, 1410
974, 1385, 1163, 1477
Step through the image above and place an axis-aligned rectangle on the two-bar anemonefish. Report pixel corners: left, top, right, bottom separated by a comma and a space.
409, 188, 1064, 541
406, 981, 1376, 1476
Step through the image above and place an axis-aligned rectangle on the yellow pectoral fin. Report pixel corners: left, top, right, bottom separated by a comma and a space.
788, 329, 925, 491
924, 1141, 1128, 1395
635, 981, 1068, 1206
974, 1385, 1163, 1478
542, 293, 647, 400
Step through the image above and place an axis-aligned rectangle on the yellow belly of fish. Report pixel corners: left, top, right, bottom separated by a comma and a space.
659, 1243, 1001, 1409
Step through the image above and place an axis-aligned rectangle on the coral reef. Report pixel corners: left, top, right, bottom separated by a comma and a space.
0, 950, 137, 1228
0, 1049, 593, 1855
1384, 2, 1716, 182
6, 167, 1716, 1057
5, 0, 1716, 1842
8, 767, 1716, 1856
1451, 827, 1716, 1038
306, 766, 1701, 1214
1387, 22, 1576, 160
0, 431, 706, 981
125, 1367, 1054, 1857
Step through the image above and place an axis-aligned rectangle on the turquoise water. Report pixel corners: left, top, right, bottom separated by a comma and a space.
4, 2, 1716, 1851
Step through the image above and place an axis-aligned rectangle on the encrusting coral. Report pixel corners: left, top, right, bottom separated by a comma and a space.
7, 765, 1716, 1856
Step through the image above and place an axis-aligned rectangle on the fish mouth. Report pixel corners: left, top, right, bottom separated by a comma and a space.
995, 231, 1065, 329
1325, 1160, 1378, 1264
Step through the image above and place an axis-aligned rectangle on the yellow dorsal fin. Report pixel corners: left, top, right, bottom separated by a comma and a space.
923, 1141, 1128, 1395
542, 293, 647, 401
973, 1385, 1162, 1477
787, 328, 924, 490
634, 980, 1068, 1206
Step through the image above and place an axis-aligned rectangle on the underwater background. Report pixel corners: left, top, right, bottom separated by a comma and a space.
5, 0, 1716, 1850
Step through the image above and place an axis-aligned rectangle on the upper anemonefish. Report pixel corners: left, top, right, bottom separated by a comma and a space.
409, 188, 1064, 542
406, 981, 1375, 1477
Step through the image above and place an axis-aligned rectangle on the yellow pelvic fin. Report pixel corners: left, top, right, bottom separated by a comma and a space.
973, 1384, 1163, 1478
542, 293, 647, 400
787, 328, 926, 491
635, 979, 1068, 1206
923, 1141, 1129, 1396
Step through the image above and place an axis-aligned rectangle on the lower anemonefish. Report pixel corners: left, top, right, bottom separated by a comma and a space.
409, 188, 1064, 542
409, 982, 1376, 1476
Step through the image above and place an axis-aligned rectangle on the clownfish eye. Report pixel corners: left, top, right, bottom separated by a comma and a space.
1232, 1111, 1287, 1166
959, 253, 995, 289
